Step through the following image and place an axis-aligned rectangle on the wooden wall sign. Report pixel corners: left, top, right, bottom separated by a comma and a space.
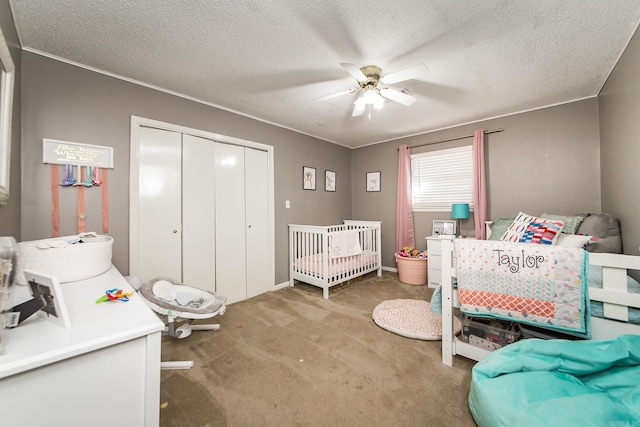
42, 138, 114, 168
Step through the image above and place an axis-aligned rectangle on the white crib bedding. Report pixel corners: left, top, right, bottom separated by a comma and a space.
294, 250, 378, 277
588, 265, 640, 325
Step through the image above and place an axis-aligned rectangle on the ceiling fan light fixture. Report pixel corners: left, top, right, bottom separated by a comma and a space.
373, 96, 384, 110
362, 88, 384, 109
354, 96, 366, 111
322, 62, 422, 116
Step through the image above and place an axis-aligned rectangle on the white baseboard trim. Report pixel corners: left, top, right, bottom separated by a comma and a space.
382, 266, 397, 273
273, 281, 291, 292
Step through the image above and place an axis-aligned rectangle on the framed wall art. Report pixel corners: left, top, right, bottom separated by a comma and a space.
325, 170, 336, 192
366, 171, 381, 192
303, 166, 316, 190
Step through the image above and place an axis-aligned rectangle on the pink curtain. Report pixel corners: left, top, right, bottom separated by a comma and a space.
473, 129, 487, 239
396, 144, 415, 250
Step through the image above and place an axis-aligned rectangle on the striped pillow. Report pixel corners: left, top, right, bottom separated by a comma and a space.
501, 211, 564, 242
519, 221, 564, 245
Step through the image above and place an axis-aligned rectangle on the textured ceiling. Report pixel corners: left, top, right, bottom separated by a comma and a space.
10, 0, 640, 148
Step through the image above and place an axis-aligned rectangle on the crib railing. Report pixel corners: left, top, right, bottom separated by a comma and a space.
288, 221, 382, 297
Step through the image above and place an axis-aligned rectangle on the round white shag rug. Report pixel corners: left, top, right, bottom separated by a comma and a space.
372, 299, 462, 341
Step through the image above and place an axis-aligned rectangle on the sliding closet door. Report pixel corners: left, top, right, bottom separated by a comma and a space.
215, 143, 247, 304
245, 148, 269, 299
137, 127, 182, 282
134, 121, 272, 303
182, 135, 216, 293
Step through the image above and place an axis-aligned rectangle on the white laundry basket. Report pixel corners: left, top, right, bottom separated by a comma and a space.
16, 233, 113, 284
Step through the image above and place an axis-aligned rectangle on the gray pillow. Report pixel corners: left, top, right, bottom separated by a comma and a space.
577, 214, 611, 238
577, 213, 623, 254
488, 217, 515, 241
586, 235, 622, 254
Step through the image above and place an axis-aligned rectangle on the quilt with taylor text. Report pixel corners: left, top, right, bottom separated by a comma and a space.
454, 240, 590, 338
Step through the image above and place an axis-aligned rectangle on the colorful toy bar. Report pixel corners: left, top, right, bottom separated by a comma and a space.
96, 288, 134, 304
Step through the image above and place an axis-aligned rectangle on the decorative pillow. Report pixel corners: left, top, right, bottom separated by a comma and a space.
576, 214, 610, 238
556, 234, 595, 248
501, 212, 564, 242
487, 217, 515, 241
518, 221, 564, 245
541, 214, 585, 234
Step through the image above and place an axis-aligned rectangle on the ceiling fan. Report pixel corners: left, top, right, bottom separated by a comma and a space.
316, 62, 428, 117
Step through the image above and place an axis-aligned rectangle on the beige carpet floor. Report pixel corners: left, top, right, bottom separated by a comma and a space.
159, 271, 478, 427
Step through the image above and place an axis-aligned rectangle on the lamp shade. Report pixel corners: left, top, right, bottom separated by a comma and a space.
451, 203, 470, 219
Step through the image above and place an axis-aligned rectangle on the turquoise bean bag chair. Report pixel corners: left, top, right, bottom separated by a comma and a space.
469, 334, 640, 427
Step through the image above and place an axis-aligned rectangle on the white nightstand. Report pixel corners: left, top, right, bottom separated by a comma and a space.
426, 236, 477, 288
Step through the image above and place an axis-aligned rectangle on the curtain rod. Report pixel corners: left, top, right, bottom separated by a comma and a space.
399, 128, 504, 150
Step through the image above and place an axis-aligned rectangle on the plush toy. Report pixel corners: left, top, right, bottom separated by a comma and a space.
396, 246, 427, 258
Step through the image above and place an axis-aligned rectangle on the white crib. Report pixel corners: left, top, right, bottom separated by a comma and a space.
439, 235, 640, 366
288, 220, 382, 299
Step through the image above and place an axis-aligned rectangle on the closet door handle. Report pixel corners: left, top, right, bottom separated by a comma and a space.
173, 230, 178, 233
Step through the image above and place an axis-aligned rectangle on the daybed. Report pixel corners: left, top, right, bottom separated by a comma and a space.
440, 212, 640, 367
437, 212, 640, 426
289, 220, 382, 299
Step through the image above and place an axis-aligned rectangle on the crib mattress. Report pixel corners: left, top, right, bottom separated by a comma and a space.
294, 250, 378, 277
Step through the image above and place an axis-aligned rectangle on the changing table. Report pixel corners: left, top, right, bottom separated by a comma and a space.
0, 266, 164, 426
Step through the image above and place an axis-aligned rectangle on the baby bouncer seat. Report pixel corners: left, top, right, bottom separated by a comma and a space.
135, 276, 227, 370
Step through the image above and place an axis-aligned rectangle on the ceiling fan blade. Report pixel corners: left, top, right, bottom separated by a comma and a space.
314, 88, 357, 102
340, 63, 368, 81
379, 88, 416, 106
380, 63, 428, 85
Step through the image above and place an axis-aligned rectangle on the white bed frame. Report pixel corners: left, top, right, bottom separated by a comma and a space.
289, 220, 382, 299
440, 232, 640, 367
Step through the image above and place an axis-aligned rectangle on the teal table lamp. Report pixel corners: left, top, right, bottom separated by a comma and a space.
451, 203, 470, 237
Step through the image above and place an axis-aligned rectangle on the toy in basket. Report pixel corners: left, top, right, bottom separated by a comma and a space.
15, 232, 113, 285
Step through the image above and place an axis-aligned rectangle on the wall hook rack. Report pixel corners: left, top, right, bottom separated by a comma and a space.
42, 138, 114, 237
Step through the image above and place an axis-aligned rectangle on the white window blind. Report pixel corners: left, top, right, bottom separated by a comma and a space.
411, 145, 474, 212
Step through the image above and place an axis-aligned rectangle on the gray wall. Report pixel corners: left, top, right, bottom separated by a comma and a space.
352, 99, 601, 268
13, 13, 640, 284
0, 0, 21, 238
599, 25, 640, 257
21, 53, 352, 284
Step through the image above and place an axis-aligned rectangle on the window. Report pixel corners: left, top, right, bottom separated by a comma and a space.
411, 145, 473, 212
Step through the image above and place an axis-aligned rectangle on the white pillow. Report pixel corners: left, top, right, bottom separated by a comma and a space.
556, 234, 594, 248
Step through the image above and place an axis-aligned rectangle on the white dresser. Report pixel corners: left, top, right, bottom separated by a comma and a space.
426, 236, 445, 288
426, 236, 477, 288
0, 266, 164, 426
